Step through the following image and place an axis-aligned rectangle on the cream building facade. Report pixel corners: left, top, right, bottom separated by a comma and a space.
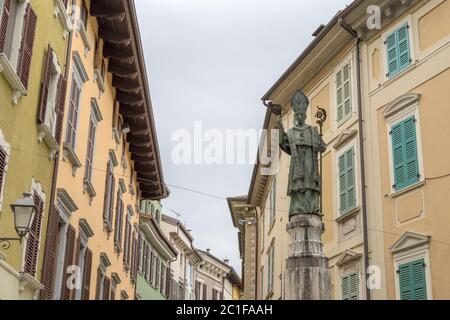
229, 0, 450, 300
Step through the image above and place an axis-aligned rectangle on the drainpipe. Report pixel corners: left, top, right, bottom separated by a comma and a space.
339, 18, 371, 301
254, 207, 259, 300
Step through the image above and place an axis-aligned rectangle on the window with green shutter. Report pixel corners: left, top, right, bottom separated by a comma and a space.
398, 259, 427, 300
336, 63, 352, 126
386, 23, 411, 78
339, 147, 356, 214
391, 116, 420, 191
342, 272, 359, 300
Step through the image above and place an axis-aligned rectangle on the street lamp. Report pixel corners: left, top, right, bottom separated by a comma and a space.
0, 193, 36, 250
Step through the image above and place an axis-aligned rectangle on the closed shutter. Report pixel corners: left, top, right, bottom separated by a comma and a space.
391, 116, 419, 191
17, 3, 37, 90
114, 190, 123, 246
339, 147, 356, 214
0, 146, 6, 197
399, 259, 427, 300
342, 273, 359, 300
386, 31, 398, 77
95, 268, 102, 300
137, 233, 142, 273
38, 45, 53, 125
81, 248, 92, 300
336, 63, 352, 124
103, 277, 111, 300
341, 275, 350, 300
0, 0, 11, 53
65, 74, 81, 149
195, 281, 200, 300
84, 114, 96, 181
103, 162, 112, 224
202, 283, 207, 300
397, 24, 411, 72
55, 76, 68, 145
386, 24, 411, 78
61, 225, 76, 300
132, 232, 138, 279
108, 175, 116, 229
24, 193, 44, 276
165, 267, 171, 298
80, 0, 88, 30
220, 291, 223, 300
123, 215, 129, 265
40, 207, 61, 300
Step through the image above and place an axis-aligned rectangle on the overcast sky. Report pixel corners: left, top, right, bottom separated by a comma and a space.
135, 0, 352, 273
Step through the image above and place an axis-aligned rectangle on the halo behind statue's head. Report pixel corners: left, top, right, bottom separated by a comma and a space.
291, 90, 309, 115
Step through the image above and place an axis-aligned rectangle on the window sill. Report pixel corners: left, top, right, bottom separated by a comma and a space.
0, 53, 27, 105
53, 0, 72, 39
37, 124, 59, 160
389, 181, 425, 199
63, 143, 82, 176
94, 69, 105, 93
76, 20, 91, 55
83, 179, 96, 204
335, 206, 360, 224
18, 273, 44, 300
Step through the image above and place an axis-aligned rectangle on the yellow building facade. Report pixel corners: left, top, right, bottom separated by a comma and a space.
230, 0, 450, 300
38, 0, 168, 300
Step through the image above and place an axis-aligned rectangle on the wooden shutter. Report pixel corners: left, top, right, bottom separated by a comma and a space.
84, 114, 96, 181
65, 75, 81, 149
38, 45, 53, 124
81, 248, 93, 300
122, 217, 128, 264
386, 31, 399, 77
0, 0, 11, 53
17, 3, 37, 90
108, 175, 116, 228
131, 232, 137, 280
40, 207, 61, 300
103, 277, 111, 300
349, 273, 359, 300
114, 190, 122, 245
24, 193, 44, 276
103, 162, 112, 222
202, 283, 207, 300
137, 233, 142, 273
165, 267, 171, 298
61, 225, 76, 300
0, 147, 6, 197
339, 148, 355, 213
220, 291, 223, 300
336, 63, 352, 124
95, 268, 102, 300
342, 275, 350, 300
55, 76, 68, 145
392, 116, 419, 191
399, 259, 427, 300
397, 24, 411, 72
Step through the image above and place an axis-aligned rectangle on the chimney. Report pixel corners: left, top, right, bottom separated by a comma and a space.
224, 258, 230, 264
206, 248, 211, 254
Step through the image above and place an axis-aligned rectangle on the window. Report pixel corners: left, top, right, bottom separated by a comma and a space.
342, 272, 359, 300
336, 62, 352, 126
123, 213, 131, 268
160, 263, 166, 294
155, 256, 160, 289
267, 244, 275, 295
398, 259, 427, 300
386, 23, 412, 78
202, 283, 207, 300
338, 147, 356, 214
390, 116, 420, 192
0, 1, 37, 102
269, 178, 276, 226
37, 46, 64, 147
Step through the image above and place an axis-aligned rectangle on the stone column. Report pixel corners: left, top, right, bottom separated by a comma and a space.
284, 214, 331, 300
